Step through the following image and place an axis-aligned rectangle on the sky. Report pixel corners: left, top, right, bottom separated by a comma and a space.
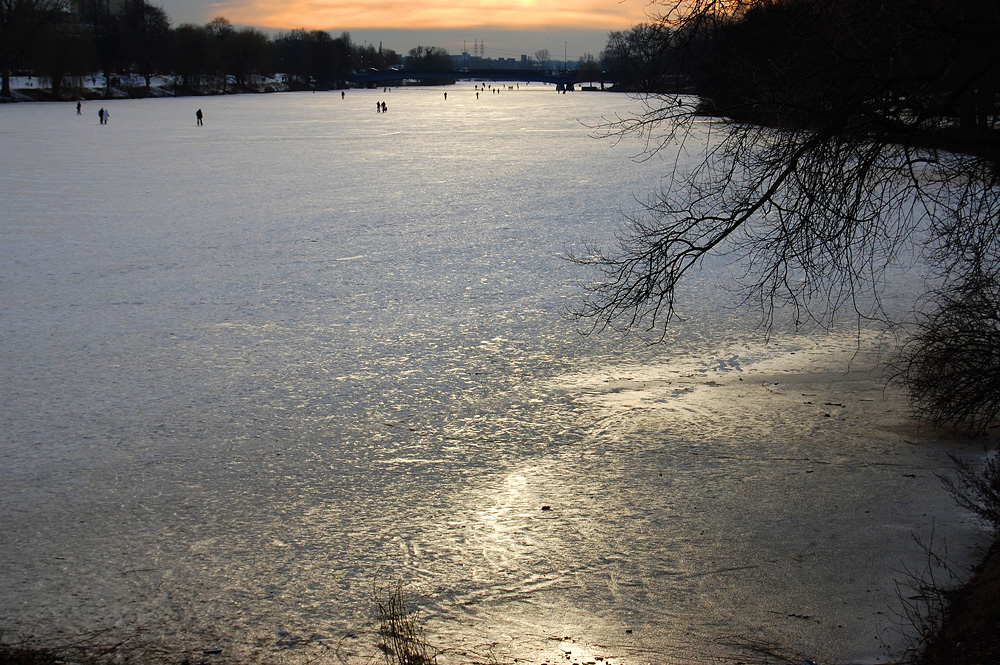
156, 0, 651, 60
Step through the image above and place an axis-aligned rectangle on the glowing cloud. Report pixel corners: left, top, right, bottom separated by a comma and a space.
207, 0, 647, 31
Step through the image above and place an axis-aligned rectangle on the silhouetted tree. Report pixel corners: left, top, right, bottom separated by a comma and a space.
169, 23, 211, 90
272, 29, 309, 86
273, 29, 353, 89
34, 14, 92, 97
600, 22, 677, 92
120, 0, 168, 92
575, 0, 1000, 429
373, 44, 400, 70
77, 0, 122, 97
576, 53, 601, 84
356, 39, 399, 74
304, 29, 339, 88
405, 45, 452, 84
405, 45, 451, 71
333, 31, 358, 87
896, 261, 1000, 434
534, 48, 550, 70
225, 26, 271, 87
205, 15, 232, 91
0, 0, 68, 96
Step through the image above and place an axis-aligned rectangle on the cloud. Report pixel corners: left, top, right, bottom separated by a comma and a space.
208, 0, 646, 31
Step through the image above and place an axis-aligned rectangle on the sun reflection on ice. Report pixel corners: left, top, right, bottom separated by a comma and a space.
474, 471, 542, 573
455, 465, 641, 665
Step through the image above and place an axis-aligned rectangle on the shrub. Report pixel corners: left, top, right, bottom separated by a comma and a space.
941, 453, 1000, 531
896, 269, 1000, 435
374, 581, 437, 665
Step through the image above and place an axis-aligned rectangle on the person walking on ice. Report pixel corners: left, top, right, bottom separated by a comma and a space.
196, 109, 204, 126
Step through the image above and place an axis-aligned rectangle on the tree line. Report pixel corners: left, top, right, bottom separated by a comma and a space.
2, 0, 649, 101
600, 0, 999, 144
1, 0, 663, 101
1, 0, 616, 100
0, 0, 438, 98
581, 0, 1000, 434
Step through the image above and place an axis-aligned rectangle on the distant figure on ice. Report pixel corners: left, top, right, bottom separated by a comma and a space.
104, 109, 109, 123
376, 101, 381, 113
98, 108, 105, 124
76, 101, 81, 115
443, 92, 447, 100
381, 101, 387, 113
341, 91, 345, 99
196, 108, 203, 126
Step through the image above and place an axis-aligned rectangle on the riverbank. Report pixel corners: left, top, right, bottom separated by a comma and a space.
550, 335, 998, 664
918, 539, 1000, 664
2, 546, 998, 665
0, 74, 298, 103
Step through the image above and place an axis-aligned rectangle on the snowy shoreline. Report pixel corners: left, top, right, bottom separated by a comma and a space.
1, 74, 294, 103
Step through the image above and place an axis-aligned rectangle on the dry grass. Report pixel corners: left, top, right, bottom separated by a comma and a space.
372, 581, 437, 665
0, 641, 64, 665
0, 631, 137, 665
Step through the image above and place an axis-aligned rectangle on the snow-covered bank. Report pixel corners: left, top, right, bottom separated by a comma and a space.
2, 74, 292, 103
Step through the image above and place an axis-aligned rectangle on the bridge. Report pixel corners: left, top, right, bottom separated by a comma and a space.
349, 68, 581, 86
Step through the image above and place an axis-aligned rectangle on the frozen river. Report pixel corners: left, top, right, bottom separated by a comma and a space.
0, 87, 987, 665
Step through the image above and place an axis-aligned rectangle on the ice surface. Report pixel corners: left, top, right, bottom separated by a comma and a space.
0, 87, 988, 665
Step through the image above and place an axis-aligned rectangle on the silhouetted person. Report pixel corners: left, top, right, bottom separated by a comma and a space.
98, 108, 105, 124
196, 108, 203, 126
377, 101, 381, 113
444, 92, 447, 100
381, 101, 387, 113
76, 101, 81, 115
341, 91, 345, 99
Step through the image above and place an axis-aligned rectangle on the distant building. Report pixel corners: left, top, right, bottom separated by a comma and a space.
449, 53, 551, 71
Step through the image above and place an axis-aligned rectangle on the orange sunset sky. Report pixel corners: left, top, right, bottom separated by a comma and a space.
158, 0, 650, 58
213, 0, 645, 31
